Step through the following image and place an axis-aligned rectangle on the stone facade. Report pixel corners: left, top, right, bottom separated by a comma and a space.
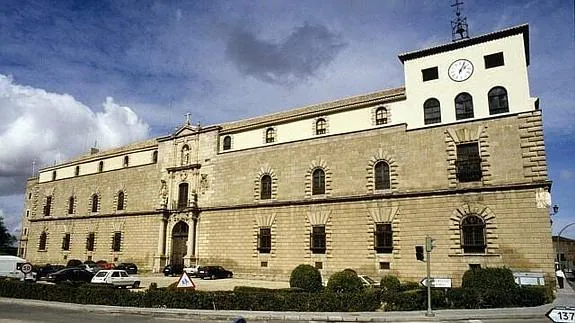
19, 24, 556, 285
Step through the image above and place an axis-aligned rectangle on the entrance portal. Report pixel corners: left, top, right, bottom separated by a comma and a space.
171, 221, 189, 266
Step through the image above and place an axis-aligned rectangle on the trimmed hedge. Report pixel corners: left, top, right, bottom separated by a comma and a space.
289, 264, 323, 293
0, 280, 381, 312
326, 270, 364, 294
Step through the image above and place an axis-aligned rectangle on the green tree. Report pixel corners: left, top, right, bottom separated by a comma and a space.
0, 216, 16, 254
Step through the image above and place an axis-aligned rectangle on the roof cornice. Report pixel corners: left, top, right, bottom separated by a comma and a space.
398, 24, 529, 66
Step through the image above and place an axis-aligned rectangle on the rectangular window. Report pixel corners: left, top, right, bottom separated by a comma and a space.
44, 196, 52, 217
86, 233, 95, 252
456, 143, 482, 182
310, 226, 326, 254
258, 227, 272, 253
484, 52, 504, 69
422, 66, 439, 81
62, 233, 71, 251
112, 232, 122, 252
374, 223, 393, 253
177, 184, 189, 209
261, 261, 268, 267
379, 262, 390, 270
315, 262, 323, 269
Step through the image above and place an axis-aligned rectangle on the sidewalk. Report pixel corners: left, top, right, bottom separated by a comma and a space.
0, 282, 573, 322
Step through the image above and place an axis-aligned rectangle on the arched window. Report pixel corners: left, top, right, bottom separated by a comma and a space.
312, 168, 325, 195
375, 107, 388, 125
68, 196, 75, 214
455, 92, 474, 120
117, 191, 125, 211
260, 175, 272, 199
423, 98, 441, 125
461, 215, 486, 253
91, 194, 99, 213
315, 118, 326, 135
98, 161, 104, 172
488, 86, 509, 115
177, 183, 189, 209
123, 156, 129, 167
181, 145, 190, 165
39, 232, 47, 251
223, 136, 232, 151
265, 128, 275, 143
152, 150, 158, 164
374, 161, 390, 190
74, 166, 80, 176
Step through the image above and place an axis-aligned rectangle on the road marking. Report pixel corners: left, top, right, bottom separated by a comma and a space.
469, 320, 483, 323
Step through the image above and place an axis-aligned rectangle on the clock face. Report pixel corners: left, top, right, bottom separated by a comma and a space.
448, 59, 474, 82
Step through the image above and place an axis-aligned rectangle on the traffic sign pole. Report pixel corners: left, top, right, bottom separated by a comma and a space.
425, 236, 434, 317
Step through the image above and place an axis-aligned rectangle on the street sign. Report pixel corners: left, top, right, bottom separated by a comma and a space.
547, 307, 575, 323
20, 263, 33, 274
420, 277, 452, 288
176, 272, 196, 289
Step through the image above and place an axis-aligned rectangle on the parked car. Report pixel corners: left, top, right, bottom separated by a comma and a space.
77, 263, 100, 273
358, 275, 380, 287
66, 259, 83, 267
115, 263, 138, 275
163, 264, 183, 276
95, 260, 114, 270
183, 264, 200, 276
36, 264, 66, 279
91, 269, 140, 288
196, 266, 233, 280
42, 268, 94, 284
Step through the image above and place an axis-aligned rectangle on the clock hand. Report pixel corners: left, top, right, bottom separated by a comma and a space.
459, 62, 466, 74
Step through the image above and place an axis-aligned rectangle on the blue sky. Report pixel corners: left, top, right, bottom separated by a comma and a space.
0, 0, 573, 238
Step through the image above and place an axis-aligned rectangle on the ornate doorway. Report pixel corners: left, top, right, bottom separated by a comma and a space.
171, 221, 189, 266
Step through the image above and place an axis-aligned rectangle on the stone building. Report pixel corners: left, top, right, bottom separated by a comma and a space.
18, 24, 556, 285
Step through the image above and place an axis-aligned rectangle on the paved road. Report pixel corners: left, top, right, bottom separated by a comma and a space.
0, 302, 553, 323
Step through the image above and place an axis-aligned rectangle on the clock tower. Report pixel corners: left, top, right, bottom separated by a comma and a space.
396, 24, 536, 129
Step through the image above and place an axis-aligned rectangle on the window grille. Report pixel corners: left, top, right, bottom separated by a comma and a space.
260, 175, 272, 200
258, 227, 272, 253
374, 223, 393, 253
312, 169, 325, 195
310, 226, 326, 254
456, 143, 482, 182
112, 232, 122, 252
374, 161, 390, 190
461, 215, 486, 253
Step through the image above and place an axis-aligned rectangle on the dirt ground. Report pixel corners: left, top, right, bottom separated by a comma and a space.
138, 274, 289, 291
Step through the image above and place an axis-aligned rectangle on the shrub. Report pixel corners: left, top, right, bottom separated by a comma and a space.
326, 270, 364, 293
399, 281, 421, 292
289, 264, 323, 293
461, 267, 516, 291
380, 275, 400, 293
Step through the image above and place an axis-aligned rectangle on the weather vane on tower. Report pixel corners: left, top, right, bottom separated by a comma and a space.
450, 0, 469, 42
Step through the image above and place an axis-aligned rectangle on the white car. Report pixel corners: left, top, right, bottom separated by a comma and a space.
183, 264, 200, 276
358, 275, 380, 287
91, 269, 140, 288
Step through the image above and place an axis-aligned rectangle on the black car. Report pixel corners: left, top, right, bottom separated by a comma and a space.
42, 268, 94, 284
196, 266, 233, 280
163, 264, 183, 276
36, 264, 66, 279
116, 263, 138, 274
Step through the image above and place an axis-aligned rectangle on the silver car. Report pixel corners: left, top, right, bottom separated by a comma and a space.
91, 269, 140, 288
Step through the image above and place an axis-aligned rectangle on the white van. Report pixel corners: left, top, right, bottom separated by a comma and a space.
0, 255, 35, 281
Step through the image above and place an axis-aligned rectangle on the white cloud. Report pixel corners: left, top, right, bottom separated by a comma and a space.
0, 74, 150, 194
